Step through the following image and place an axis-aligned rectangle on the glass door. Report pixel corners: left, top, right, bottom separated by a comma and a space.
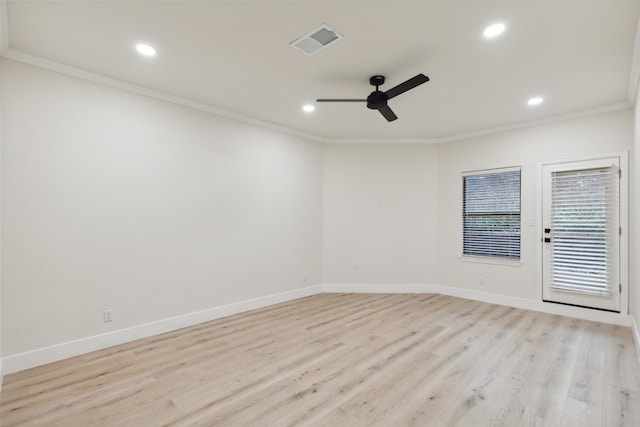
541, 157, 620, 312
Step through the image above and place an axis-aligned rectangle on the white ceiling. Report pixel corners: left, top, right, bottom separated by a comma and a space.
2, 1, 640, 142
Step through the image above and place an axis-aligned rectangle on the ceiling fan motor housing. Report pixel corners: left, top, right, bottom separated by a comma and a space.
367, 91, 388, 110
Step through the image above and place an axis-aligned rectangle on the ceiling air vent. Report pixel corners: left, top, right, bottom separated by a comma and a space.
290, 24, 343, 56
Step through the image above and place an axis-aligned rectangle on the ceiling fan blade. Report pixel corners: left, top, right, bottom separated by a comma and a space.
316, 99, 367, 102
378, 105, 398, 122
384, 74, 430, 100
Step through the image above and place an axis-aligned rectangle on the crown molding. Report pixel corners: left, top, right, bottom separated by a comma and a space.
0, 0, 8, 53
628, 10, 640, 104
0, 46, 633, 146
436, 102, 633, 144
0, 48, 325, 144
325, 138, 439, 144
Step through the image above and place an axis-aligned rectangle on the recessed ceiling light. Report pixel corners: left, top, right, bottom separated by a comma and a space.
135, 43, 157, 57
527, 96, 544, 106
303, 104, 315, 113
483, 23, 506, 38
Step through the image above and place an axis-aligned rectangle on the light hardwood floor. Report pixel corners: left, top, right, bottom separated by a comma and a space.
1, 293, 639, 426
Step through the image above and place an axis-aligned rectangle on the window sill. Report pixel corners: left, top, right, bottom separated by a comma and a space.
458, 256, 523, 267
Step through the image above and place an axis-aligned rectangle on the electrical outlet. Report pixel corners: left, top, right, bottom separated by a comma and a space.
479, 278, 485, 286
103, 309, 113, 322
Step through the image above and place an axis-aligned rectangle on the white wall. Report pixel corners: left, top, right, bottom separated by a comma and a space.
323, 144, 439, 285
1, 60, 323, 356
1, 58, 635, 368
323, 110, 633, 308
437, 110, 632, 301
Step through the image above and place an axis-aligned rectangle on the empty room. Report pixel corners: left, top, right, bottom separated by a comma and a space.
1, 1, 640, 426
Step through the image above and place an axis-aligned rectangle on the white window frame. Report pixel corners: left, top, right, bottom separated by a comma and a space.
460, 166, 522, 266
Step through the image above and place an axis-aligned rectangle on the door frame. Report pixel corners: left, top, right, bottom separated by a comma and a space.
536, 152, 628, 315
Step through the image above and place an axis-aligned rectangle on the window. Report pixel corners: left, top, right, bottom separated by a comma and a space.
462, 168, 521, 260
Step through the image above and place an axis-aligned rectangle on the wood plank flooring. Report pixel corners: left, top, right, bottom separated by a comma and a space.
1, 293, 639, 426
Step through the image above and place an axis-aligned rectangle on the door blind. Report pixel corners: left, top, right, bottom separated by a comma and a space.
550, 166, 618, 296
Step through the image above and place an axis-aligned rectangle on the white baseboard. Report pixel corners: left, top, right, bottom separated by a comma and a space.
633, 316, 640, 367
1, 285, 323, 376
1, 283, 632, 377
323, 283, 438, 294
322, 283, 632, 326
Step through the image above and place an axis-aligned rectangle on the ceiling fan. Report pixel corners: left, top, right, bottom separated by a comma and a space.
316, 74, 430, 122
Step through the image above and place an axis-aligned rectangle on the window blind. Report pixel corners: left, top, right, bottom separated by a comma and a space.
550, 166, 618, 296
463, 169, 521, 260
